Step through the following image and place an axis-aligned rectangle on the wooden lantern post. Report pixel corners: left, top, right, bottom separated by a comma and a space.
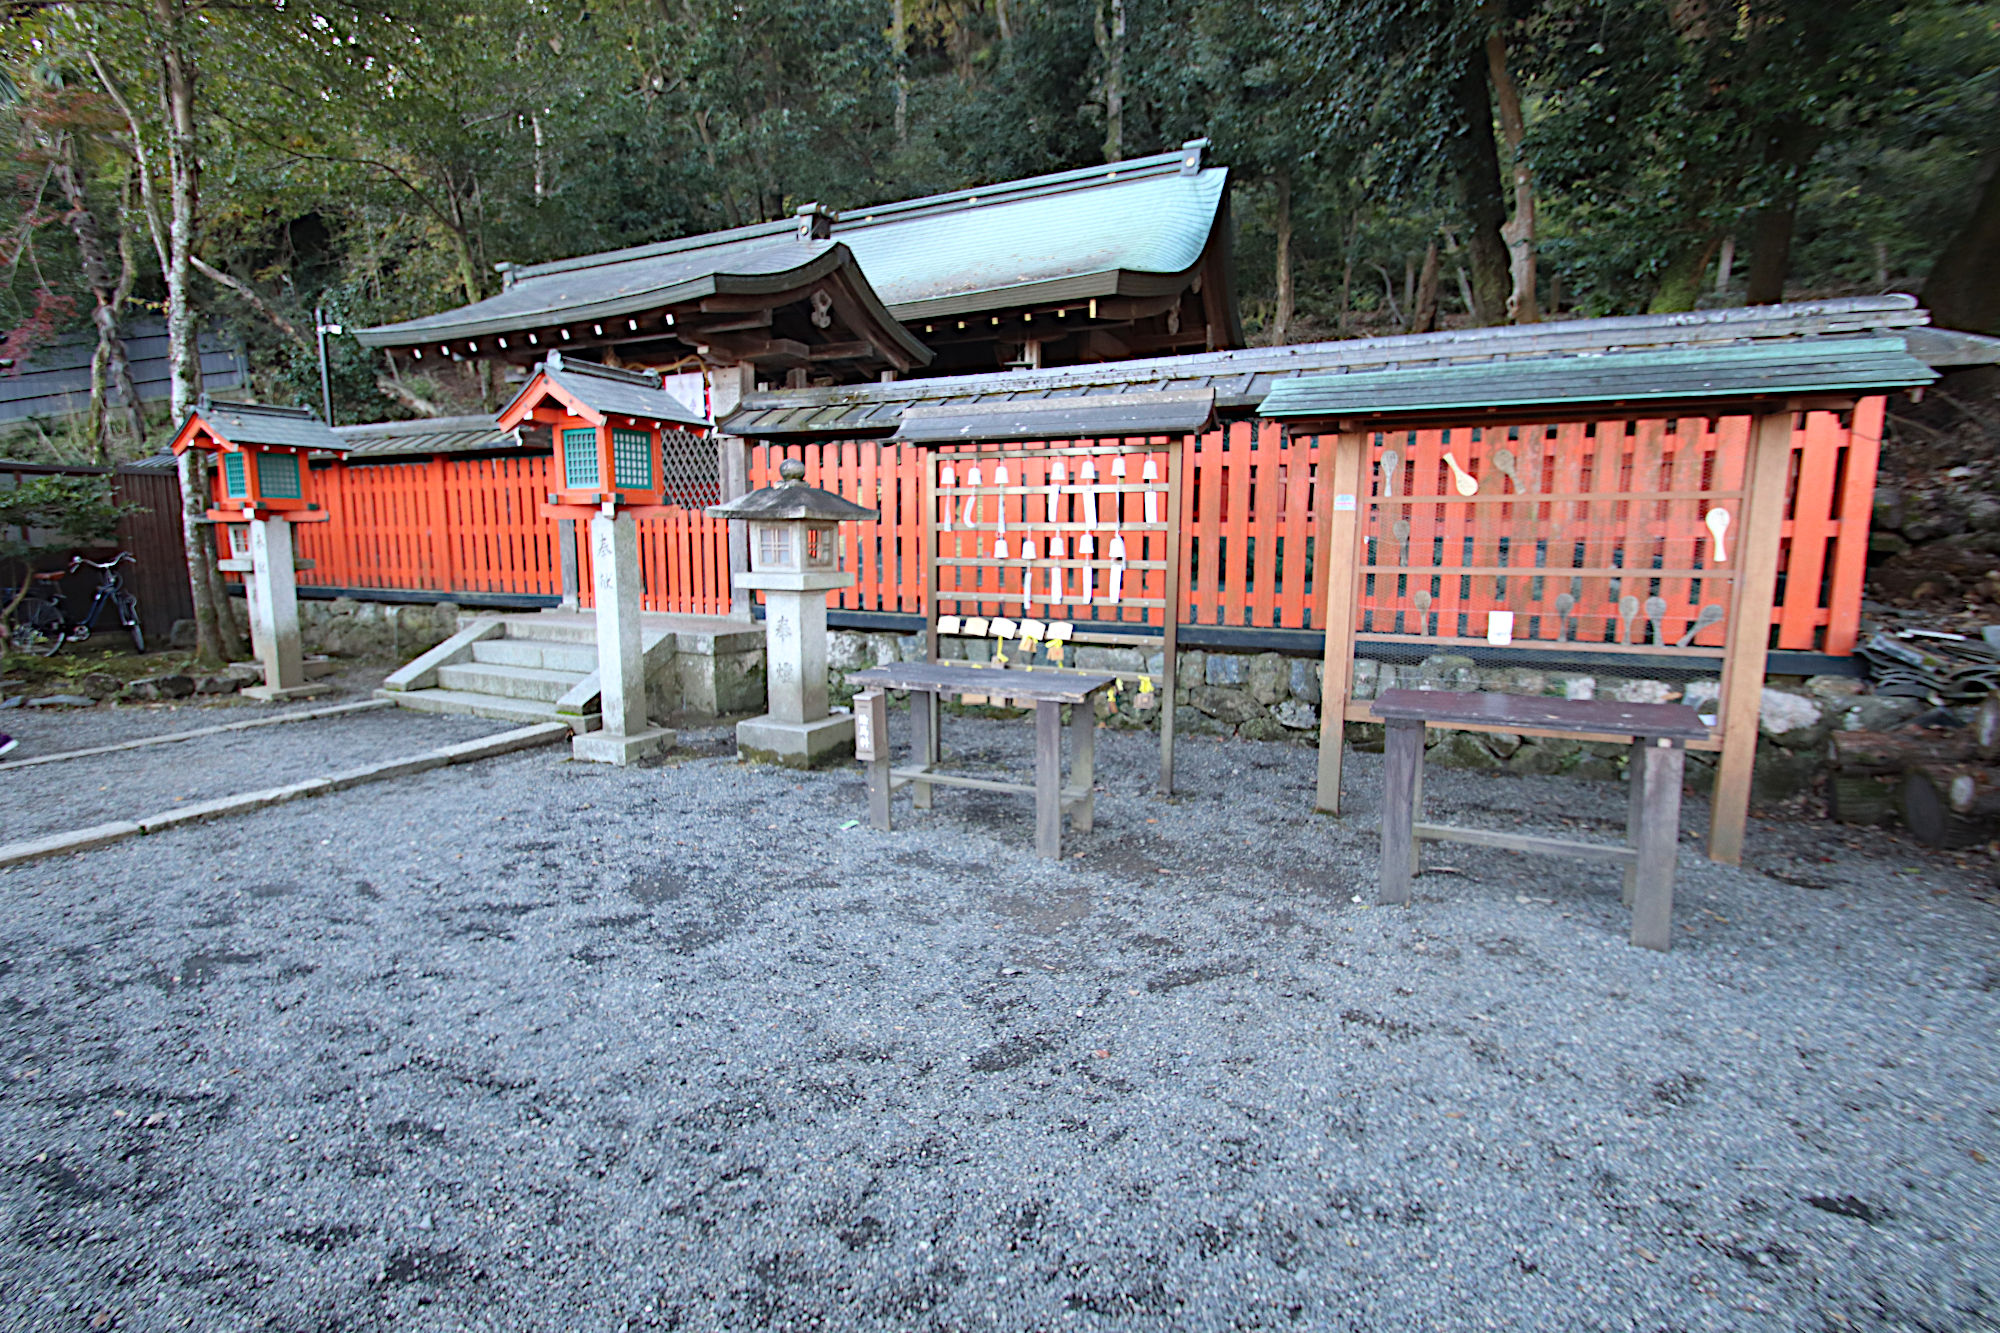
498, 352, 711, 765
170, 399, 349, 701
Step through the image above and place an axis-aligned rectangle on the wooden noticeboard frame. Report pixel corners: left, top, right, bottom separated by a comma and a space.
1303, 399, 1848, 866
916, 434, 1188, 794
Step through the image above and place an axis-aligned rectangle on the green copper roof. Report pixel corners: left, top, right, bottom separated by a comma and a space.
358, 143, 1228, 349
835, 144, 1227, 319
1257, 338, 1937, 420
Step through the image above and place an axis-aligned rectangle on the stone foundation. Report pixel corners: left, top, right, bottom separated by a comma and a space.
819, 628, 1907, 800
222, 595, 465, 662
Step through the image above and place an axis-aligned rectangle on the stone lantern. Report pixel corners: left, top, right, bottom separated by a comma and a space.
170, 398, 349, 701
708, 459, 877, 766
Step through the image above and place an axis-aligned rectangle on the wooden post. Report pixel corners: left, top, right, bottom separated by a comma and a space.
1379, 718, 1423, 903
1622, 738, 1647, 909
1035, 699, 1062, 859
910, 682, 935, 809
1159, 435, 1185, 795
1707, 409, 1794, 864
1314, 427, 1369, 813
557, 518, 579, 609
1069, 695, 1096, 832
923, 448, 940, 663
1630, 738, 1687, 950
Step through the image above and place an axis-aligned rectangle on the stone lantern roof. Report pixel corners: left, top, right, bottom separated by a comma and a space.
706, 459, 878, 522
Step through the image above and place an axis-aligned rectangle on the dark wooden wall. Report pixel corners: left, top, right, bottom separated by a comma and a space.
112, 466, 193, 644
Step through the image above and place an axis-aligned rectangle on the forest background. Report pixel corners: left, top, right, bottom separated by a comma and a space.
0, 0, 1996, 466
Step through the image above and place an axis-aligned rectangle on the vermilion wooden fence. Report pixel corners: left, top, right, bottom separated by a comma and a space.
275, 399, 1883, 655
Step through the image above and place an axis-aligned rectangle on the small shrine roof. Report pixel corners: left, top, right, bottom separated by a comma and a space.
499, 353, 710, 429
175, 399, 346, 454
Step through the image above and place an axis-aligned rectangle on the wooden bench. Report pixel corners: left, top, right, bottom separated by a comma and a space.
847, 662, 1115, 860
1370, 689, 1710, 950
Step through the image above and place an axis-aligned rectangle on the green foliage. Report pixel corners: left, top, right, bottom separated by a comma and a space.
0, 0, 1993, 404
0, 474, 128, 565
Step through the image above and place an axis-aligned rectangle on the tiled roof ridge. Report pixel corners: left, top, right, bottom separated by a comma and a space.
199, 396, 318, 419
545, 352, 662, 388
502, 146, 1201, 287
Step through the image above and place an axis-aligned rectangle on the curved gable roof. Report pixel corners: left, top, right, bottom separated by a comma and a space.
358, 144, 1231, 355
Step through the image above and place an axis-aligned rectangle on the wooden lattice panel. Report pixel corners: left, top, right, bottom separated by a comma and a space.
1356, 417, 1749, 661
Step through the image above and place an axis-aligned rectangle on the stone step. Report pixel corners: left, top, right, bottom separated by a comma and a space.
435, 662, 584, 703
502, 616, 598, 645
471, 637, 598, 673
378, 687, 598, 732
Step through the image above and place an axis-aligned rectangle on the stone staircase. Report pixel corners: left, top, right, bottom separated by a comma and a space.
380, 616, 608, 731
378, 611, 767, 732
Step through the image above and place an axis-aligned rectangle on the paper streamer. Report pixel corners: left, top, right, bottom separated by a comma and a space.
1142, 458, 1159, 524
993, 465, 1008, 534
961, 464, 980, 529
1078, 533, 1095, 603
1048, 461, 1064, 524
1080, 461, 1098, 528
1108, 532, 1127, 603
1046, 536, 1062, 604
1020, 537, 1038, 609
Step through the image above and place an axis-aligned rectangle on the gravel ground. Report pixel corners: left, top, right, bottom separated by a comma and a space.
0, 662, 392, 760
2, 706, 520, 842
1, 703, 1997, 1332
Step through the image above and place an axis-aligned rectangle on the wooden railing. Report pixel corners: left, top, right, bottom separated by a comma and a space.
282, 399, 1882, 655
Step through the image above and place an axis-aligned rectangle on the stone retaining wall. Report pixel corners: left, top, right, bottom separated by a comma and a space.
212, 595, 465, 662
822, 629, 1916, 800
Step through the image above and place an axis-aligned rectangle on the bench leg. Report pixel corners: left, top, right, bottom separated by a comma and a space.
1622, 739, 1648, 909
910, 688, 936, 809
866, 753, 892, 831
1068, 701, 1096, 831
1035, 700, 1063, 860
1380, 720, 1423, 905
1629, 739, 1686, 951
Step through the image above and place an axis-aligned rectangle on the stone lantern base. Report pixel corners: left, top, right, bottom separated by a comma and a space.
737, 713, 854, 769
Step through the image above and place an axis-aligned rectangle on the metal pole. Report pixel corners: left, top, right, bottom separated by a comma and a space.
315, 306, 334, 426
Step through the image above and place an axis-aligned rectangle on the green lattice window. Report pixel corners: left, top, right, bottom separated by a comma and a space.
563, 428, 600, 489
222, 452, 249, 498
612, 429, 653, 490
256, 451, 302, 500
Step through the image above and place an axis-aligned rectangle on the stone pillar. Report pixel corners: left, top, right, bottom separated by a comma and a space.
571, 510, 673, 765
736, 585, 851, 767
241, 517, 329, 702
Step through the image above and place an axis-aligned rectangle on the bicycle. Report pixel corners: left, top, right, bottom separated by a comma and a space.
2, 552, 145, 657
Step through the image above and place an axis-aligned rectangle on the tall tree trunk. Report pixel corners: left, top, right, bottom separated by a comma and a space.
1450, 55, 1510, 327
1647, 234, 1724, 313
1096, 0, 1125, 163
1922, 155, 2000, 334
1408, 240, 1441, 335
892, 0, 908, 149
1270, 171, 1294, 345
49, 131, 126, 461
1484, 22, 1537, 322
155, 0, 235, 666
995, 0, 1013, 43
1744, 120, 1821, 305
